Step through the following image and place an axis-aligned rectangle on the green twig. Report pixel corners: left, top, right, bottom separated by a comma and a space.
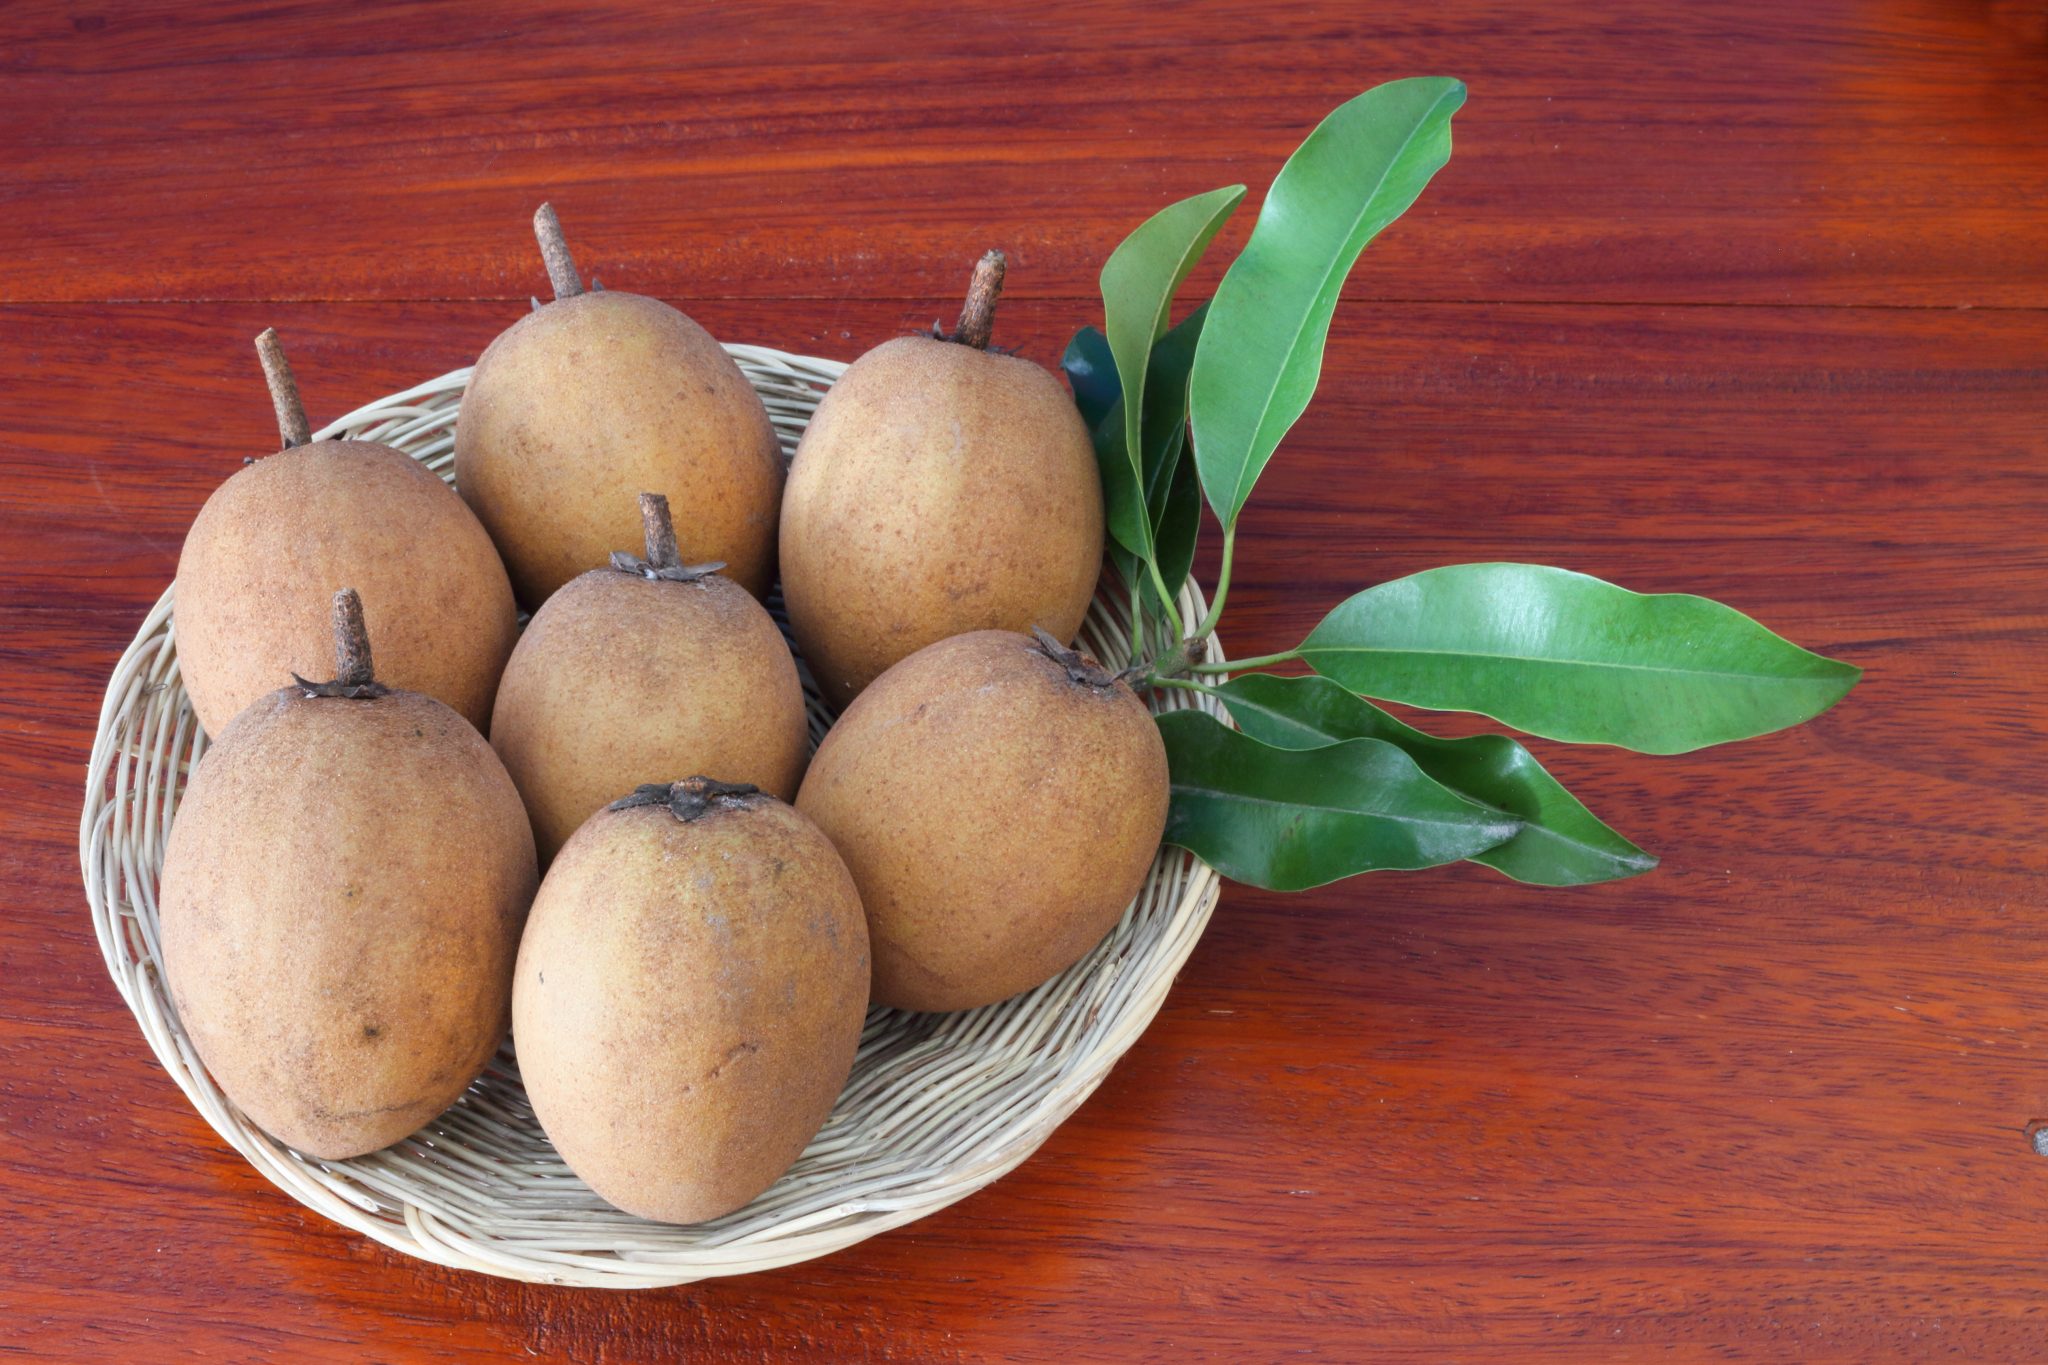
1147, 675, 1225, 698
1189, 648, 1300, 675
1146, 555, 1186, 642
1191, 522, 1236, 640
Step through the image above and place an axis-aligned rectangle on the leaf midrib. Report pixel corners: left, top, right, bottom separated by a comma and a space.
1168, 783, 1509, 833
1301, 641, 1845, 685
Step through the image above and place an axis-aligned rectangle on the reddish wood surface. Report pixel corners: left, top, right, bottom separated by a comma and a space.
4, 2, 2046, 1359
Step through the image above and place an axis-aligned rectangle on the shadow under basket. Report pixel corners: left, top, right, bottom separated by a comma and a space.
79, 344, 1227, 1288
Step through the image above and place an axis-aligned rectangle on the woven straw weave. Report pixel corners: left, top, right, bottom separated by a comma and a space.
78, 345, 1225, 1287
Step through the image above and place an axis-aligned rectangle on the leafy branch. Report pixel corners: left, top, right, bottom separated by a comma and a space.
1064, 77, 1862, 892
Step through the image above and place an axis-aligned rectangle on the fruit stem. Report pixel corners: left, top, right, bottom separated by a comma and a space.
289, 588, 391, 699
639, 491, 681, 569
331, 588, 376, 687
950, 250, 1006, 350
1030, 626, 1122, 689
534, 202, 585, 300
254, 329, 311, 450
609, 778, 762, 822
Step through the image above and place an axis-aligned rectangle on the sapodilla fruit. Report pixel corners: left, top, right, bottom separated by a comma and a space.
779, 251, 1105, 709
488, 492, 809, 863
159, 590, 538, 1160
514, 778, 869, 1223
796, 628, 1168, 1012
454, 203, 784, 607
176, 330, 518, 736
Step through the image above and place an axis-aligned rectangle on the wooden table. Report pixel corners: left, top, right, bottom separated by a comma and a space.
5, 2, 2045, 1358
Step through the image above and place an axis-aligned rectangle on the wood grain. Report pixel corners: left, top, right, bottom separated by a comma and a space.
3, 0, 2047, 309
4, 0, 2046, 1360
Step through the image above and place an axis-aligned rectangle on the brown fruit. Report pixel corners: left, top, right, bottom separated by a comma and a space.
488, 492, 809, 863
514, 779, 870, 1224
454, 204, 783, 607
779, 251, 1105, 709
160, 591, 538, 1160
177, 330, 518, 736
796, 628, 1168, 1012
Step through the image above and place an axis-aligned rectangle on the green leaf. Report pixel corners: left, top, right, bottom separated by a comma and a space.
1061, 326, 1119, 432
1214, 674, 1656, 886
1139, 303, 1209, 602
1298, 563, 1862, 754
1089, 394, 1152, 562
1150, 452, 1201, 609
1156, 708, 1520, 891
1065, 311, 1208, 609
1190, 77, 1465, 528
1101, 184, 1247, 555
1065, 328, 1151, 569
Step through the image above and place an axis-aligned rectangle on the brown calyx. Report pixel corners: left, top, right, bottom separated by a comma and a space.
934, 250, 1006, 351
291, 588, 390, 700
608, 777, 763, 822
254, 328, 311, 451
533, 202, 585, 301
1030, 626, 1124, 690
608, 492, 728, 583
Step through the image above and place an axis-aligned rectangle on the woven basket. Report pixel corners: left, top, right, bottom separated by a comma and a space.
78, 344, 1226, 1288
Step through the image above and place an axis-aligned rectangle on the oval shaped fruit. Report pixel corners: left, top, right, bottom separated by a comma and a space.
177, 330, 518, 736
796, 628, 1167, 1012
488, 493, 809, 863
779, 252, 1105, 709
454, 204, 783, 606
515, 778, 869, 1224
160, 590, 538, 1160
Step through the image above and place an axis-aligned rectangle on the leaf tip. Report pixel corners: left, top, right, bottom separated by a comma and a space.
1808, 654, 1863, 715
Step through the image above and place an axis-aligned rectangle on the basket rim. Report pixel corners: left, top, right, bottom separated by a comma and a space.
78, 346, 1226, 1288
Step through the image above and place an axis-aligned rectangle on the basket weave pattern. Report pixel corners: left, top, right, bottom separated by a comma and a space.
79, 345, 1225, 1288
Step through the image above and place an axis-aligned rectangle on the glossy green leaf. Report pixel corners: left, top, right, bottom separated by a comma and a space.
1061, 326, 1119, 432
1214, 673, 1656, 886
1298, 563, 1862, 754
1065, 311, 1208, 608
1065, 327, 1151, 568
1101, 184, 1247, 554
1156, 708, 1519, 891
1149, 452, 1202, 609
1089, 395, 1152, 561
1139, 303, 1209, 601
1190, 77, 1465, 527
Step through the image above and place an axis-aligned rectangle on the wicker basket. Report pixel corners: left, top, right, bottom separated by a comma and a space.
78, 345, 1226, 1288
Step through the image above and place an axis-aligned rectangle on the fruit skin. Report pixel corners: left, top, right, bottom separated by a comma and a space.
488, 568, 809, 863
796, 629, 1167, 1012
513, 784, 870, 1224
176, 440, 519, 736
778, 335, 1105, 709
159, 685, 538, 1161
454, 291, 783, 606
